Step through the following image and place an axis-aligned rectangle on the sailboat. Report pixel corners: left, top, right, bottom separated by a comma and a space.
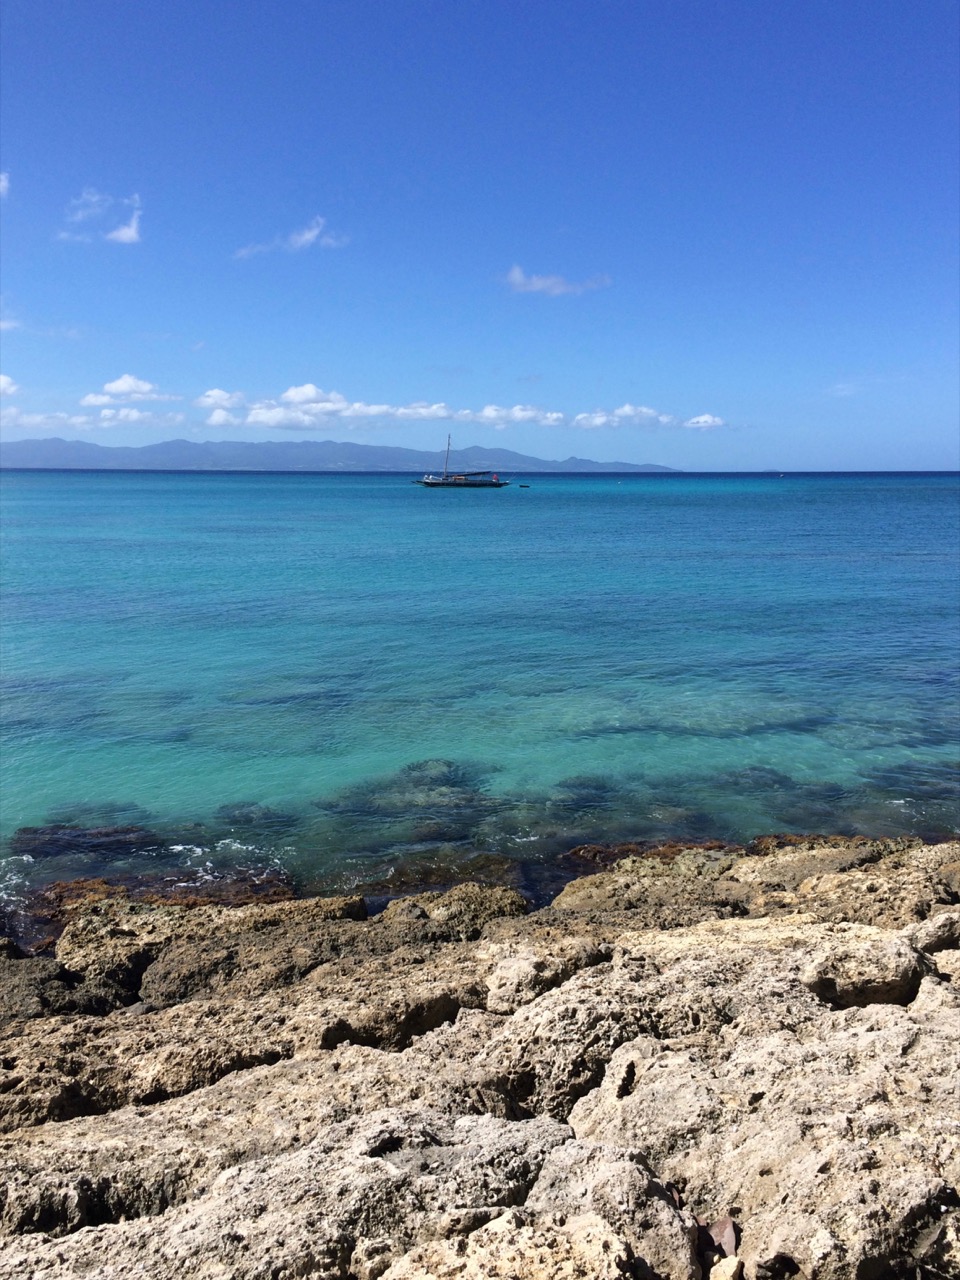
415, 435, 510, 488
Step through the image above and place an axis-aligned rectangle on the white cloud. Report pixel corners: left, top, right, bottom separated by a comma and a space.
245, 405, 318, 429
104, 374, 156, 396
392, 401, 457, 420
571, 411, 614, 429
105, 197, 142, 245
0, 318, 20, 331
0, 374, 19, 396
9, 369, 726, 439
97, 408, 184, 427
280, 383, 337, 404
195, 388, 245, 409
572, 404, 668, 429
683, 414, 725, 429
614, 403, 658, 420
235, 216, 348, 259
467, 404, 565, 427
245, 388, 637, 432
249, 389, 566, 430
0, 173, 8, 199
0, 405, 94, 435
80, 374, 181, 406
506, 264, 611, 297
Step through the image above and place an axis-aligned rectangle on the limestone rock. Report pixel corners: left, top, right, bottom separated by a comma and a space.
379, 1210, 642, 1279
0, 840, 957, 1280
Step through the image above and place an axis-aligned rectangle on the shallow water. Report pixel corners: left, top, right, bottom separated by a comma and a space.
1, 469, 958, 901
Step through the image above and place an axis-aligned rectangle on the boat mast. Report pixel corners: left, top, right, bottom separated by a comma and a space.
442, 433, 451, 480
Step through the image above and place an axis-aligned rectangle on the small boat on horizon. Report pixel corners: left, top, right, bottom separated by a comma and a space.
415, 435, 510, 488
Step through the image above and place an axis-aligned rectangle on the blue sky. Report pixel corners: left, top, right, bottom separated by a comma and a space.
1, 0, 957, 469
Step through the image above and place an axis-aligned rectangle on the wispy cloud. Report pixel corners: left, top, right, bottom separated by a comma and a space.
0, 405, 96, 437
97, 407, 184, 426
80, 374, 181, 407
0, 318, 20, 332
506, 264, 611, 297
235, 216, 348, 260
0, 374, 19, 396
58, 189, 143, 244
0, 173, 9, 199
66, 187, 113, 224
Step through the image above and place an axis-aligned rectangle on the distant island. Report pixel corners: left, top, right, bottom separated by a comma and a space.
0, 438, 680, 474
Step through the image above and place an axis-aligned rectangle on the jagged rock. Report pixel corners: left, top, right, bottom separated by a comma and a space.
479, 936, 610, 1014
710, 1259, 744, 1280
0, 838, 957, 1280
3, 866, 297, 956
380, 882, 526, 940
569, 914, 960, 1280
379, 1210, 649, 1279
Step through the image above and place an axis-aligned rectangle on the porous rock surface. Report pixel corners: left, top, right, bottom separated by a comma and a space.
1, 838, 958, 1279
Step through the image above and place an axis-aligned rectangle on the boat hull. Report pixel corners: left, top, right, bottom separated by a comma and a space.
416, 477, 510, 488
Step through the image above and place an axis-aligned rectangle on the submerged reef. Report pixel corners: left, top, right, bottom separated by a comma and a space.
1, 835, 959, 1278
3, 754, 956, 915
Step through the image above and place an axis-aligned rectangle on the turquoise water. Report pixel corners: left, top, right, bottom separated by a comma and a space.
1, 470, 958, 900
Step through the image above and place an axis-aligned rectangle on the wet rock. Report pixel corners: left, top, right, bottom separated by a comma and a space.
565, 838, 738, 867
41, 801, 157, 829
3, 865, 296, 955
214, 801, 300, 833
550, 845, 749, 928
0, 953, 102, 1024
321, 758, 495, 826
353, 850, 520, 896
8, 824, 166, 861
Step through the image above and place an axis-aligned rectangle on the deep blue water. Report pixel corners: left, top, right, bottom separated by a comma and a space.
1, 470, 958, 901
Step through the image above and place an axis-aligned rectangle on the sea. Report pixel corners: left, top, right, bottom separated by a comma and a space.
1, 469, 958, 907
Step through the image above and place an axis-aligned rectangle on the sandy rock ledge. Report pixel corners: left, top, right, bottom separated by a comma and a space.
1, 838, 958, 1279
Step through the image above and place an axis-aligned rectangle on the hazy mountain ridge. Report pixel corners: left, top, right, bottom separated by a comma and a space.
0, 438, 680, 473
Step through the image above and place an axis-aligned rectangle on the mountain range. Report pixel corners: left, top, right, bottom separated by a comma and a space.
0, 438, 679, 474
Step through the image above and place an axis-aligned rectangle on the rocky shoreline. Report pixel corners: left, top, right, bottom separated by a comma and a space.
1, 834, 958, 1278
